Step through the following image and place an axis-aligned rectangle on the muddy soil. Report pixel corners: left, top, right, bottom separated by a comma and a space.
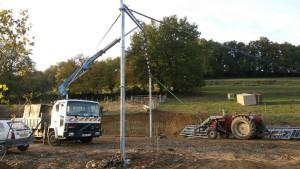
0, 111, 299, 169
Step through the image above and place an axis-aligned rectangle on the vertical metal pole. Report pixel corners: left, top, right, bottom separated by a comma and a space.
149, 76, 152, 138
120, 0, 126, 160
142, 29, 152, 138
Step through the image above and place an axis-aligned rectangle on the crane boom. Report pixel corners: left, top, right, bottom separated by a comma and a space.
58, 27, 137, 98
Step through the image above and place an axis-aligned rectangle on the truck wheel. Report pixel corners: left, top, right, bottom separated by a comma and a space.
80, 137, 93, 143
231, 116, 256, 139
207, 128, 218, 139
0, 145, 7, 155
48, 131, 61, 146
17, 144, 29, 151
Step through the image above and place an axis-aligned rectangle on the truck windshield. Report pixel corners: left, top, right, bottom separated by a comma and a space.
66, 101, 100, 117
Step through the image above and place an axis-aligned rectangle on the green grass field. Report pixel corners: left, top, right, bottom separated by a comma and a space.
156, 77, 300, 126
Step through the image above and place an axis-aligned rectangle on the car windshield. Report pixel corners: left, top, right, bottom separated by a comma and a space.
66, 101, 100, 117
7, 121, 30, 130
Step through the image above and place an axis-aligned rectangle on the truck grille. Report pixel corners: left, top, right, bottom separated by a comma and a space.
66, 123, 100, 132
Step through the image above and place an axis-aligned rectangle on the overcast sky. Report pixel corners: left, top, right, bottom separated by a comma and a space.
1, 0, 299, 71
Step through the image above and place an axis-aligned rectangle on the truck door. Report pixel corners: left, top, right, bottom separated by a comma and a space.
53, 103, 66, 137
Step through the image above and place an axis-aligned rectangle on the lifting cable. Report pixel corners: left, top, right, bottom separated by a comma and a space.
96, 13, 121, 48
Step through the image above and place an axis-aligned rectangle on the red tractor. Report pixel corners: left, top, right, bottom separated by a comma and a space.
197, 113, 266, 139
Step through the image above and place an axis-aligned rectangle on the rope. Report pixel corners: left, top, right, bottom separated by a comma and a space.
151, 75, 188, 107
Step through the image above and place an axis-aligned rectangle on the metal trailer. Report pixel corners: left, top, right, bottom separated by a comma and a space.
181, 114, 300, 140
14, 104, 52, 140
181, 113, 267, 139
264, 126, 300, 140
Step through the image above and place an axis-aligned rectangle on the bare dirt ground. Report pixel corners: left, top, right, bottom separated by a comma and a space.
0, 135, 300, 169
0, 111, 299, 169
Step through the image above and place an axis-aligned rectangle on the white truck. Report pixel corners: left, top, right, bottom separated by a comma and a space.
15, 99, 102, 146
14, 31, 133, 146
14, 27, 137, 146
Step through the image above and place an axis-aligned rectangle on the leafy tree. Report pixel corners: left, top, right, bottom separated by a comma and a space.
104, 58, 120, 93
0, 9, 35, 102
85, 61, 109, 93
278, 42, 300, 76
44, 65, 60, 92
22, 71, 51, 96
247, 37, 284, 76
53, 54, 120, 95
0, 84, 8, 103
126, 29, 149, 88
200, 39, 224, 77
127, 15, 204, 92
200, 37, 300, 78
54, 59, 78, 94
0, 9, 35, 76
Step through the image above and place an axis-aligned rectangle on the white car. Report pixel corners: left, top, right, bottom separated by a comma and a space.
0, 120, 34, 154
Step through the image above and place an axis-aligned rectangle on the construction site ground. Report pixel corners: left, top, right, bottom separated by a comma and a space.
0, 111, 300, 168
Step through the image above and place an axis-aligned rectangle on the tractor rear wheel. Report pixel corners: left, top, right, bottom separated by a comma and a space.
207, 128, 218, 139
231, 116, 256, 139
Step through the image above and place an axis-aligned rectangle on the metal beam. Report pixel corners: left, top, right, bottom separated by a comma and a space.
119, 0, 126, 161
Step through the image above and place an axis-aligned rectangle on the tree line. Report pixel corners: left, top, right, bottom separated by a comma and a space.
201, 37, 300, 78
1, 9, 300, 103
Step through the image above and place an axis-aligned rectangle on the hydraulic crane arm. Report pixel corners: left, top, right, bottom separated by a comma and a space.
58, 27, 137, 98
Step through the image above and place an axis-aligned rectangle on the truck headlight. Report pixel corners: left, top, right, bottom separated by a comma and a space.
95, 132, 100, 136
69, 132, 74, 137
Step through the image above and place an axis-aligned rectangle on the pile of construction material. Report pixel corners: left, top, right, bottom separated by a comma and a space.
227, 93, 262, 106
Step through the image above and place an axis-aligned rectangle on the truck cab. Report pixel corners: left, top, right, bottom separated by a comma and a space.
48, 99, 102, 146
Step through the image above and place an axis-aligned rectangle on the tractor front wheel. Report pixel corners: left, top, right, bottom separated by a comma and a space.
207, 128, 218, 139
231, 116, 256, 139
